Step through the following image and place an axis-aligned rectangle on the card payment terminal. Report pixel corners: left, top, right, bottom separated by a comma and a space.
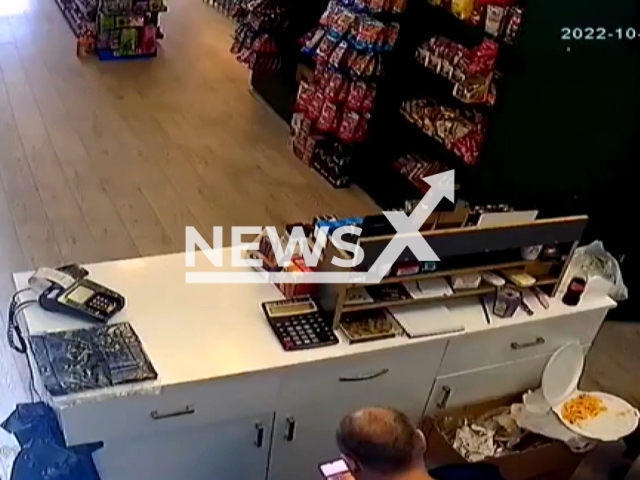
36, 265, 126, 322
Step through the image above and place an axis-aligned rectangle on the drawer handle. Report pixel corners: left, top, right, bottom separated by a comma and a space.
339, 368, 390, 382
511, 337, 545, 350
436, 386, 452, 409
254, 422, 265, 448
150, 405, 195, 420
285, 416, 296, 442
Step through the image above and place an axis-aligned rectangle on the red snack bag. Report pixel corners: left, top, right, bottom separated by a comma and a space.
307, 90, 325, 122
317, 102, 338, 132
386, 23, 400, 48
303, 28, 325, 54
332, 7, 356, 34
319, 1, 339, 27
361, 83, 376, 111
356, 18, 384, 47
316, 36, 337, 62
469, 4, 485, 26
347, 81, 367, 110
294, 80, 315, 113
391, 0, 406, 13
338, 78, 351, 104
369, 0, 385, 13
338, 110, 360, 142
314, 65, 331, 89
354, 112, 370, 142
452, 130, 483, 165
324, 72, 344, 102
330, 108, 342, 133
329, 40, 349, 67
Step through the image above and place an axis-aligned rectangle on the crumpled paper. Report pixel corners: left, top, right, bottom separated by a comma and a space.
449, 407, 527, 461
453, 423, 497, 461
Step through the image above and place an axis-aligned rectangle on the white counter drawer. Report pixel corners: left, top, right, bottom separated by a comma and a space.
58, 372, 281, 446
277, 339, 447, 419
425, 346, 590, 414
439, 308, 607, 375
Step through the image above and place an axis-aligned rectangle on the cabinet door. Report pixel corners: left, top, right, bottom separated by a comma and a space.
269, 340, 447, 480
424, 346, 589, 414
93, 412, 274, 480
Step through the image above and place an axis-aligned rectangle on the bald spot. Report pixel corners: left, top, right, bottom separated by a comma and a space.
337, 408, 420, 474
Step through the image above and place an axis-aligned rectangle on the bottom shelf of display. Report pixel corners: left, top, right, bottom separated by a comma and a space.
97, 49, 157, 60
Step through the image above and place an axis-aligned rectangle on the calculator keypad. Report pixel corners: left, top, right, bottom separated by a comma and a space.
271, 314, 338, 351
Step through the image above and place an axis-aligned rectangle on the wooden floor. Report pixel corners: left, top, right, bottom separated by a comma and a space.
0, 0, 378, 423
0, 0, 637, 475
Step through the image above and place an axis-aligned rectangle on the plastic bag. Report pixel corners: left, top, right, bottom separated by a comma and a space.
511, 402, 596, 453
561, 241, 628, 301
10, 440, 102, 480
1, 402, 102, 480
1, 403, 65, 448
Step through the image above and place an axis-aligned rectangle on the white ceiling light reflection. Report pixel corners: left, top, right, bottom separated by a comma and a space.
0, 0, 30, 16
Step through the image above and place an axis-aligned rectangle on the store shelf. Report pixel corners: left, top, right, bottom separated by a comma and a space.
341, 286, 496, 312
406, 60, 494, 113
354, 259, 541, 287
397, 112, 470, 167
534, 276, 559, 286
97, 49, 157, 60
343, 275, 559, 312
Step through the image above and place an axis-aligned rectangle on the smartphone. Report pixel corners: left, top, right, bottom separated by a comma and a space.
319, 459, 354, 480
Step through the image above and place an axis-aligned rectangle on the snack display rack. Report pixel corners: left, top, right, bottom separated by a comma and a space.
355, 0, 526, 208
95, 0, 167, 60
288, 0, 405, 187
315, 215, 586, 342
243, 0, 526, 203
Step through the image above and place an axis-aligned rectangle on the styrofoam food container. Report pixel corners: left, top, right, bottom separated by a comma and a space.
542, 342, 639, 441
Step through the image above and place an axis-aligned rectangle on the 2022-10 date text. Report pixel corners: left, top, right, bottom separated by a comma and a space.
561, 27, 640, 41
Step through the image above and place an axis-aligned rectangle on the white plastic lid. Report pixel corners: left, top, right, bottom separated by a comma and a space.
542, 342, 584, 407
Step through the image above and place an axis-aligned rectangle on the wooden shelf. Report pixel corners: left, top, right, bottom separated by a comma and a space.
342, 286, 496, 312
342, 276, 558, 313
350, 259, 545, 287
535, 276, 559, 286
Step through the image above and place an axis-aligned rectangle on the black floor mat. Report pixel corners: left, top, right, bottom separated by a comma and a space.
30, 322, 157, 397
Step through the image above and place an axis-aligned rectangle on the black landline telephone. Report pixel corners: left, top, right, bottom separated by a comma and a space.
38, 264, 126, 322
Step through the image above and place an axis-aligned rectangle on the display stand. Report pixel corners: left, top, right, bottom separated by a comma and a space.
245, 0, 525, 204
95, 0, 166, 60
316, 215, 586, 335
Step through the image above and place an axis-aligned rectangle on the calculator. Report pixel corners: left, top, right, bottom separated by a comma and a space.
262, 297, 339, 351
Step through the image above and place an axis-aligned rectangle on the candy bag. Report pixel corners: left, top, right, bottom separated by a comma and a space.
307, 90, 326, 122
294, 80, 315, 112
361, 83, 376, 111
347, 81, 367, 110
338, 110, 360, 142
317, 102, 339, 132
324, 72, 345, 102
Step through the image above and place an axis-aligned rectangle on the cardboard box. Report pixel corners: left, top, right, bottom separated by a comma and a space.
421, 395, 585, 480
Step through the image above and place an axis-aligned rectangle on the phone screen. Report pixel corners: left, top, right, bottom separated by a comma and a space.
319, 459, 354, 480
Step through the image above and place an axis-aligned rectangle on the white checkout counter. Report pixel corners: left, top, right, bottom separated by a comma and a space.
13, 248, 616, 480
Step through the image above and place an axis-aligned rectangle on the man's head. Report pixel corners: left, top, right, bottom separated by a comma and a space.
336, 408, 427, 479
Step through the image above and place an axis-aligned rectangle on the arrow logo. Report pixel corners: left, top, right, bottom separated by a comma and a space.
362, 170, 455, 283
